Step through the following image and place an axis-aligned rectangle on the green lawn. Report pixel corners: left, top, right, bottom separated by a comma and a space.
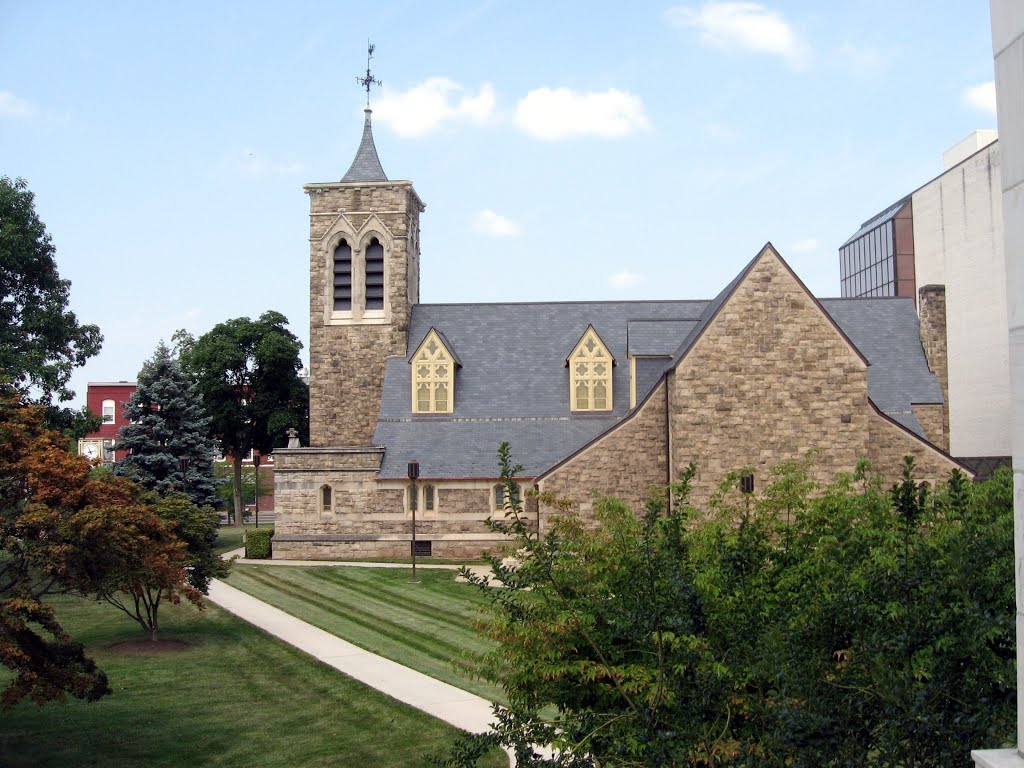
213, 525, 249, 554
225, 564, 506, 704
0, 594, 505, 768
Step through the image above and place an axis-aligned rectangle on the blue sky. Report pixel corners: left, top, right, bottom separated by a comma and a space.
0, 1, 997, 408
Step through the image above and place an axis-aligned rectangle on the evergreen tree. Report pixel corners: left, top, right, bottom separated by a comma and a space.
114, 342, 219, 508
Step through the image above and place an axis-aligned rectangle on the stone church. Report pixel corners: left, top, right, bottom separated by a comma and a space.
272, 109, 966, 560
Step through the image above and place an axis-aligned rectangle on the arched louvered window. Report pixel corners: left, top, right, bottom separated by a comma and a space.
569, 326, 613, 412
333, 239, 352, 312
320, 485, 332, 512
365, 237, 385, 311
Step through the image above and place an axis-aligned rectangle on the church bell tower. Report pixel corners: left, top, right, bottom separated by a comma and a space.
305, 54, 424, 447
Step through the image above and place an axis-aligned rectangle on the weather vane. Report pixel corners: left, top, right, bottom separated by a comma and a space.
356, 41, 381, 106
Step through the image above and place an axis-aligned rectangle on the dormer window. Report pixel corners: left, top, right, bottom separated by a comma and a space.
568, 326, 614, 412
410, 329, 459, 414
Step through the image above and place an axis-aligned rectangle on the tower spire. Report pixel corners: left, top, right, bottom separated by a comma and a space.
342, 42, 388, 183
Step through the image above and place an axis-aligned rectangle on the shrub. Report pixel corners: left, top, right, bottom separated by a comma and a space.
244, 527, 274, 559
443, 448, 1015, 767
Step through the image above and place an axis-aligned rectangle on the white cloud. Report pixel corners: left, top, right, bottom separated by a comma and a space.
608, 269, 642, 289
665, 2, 808, 67
474, 209, 520, 238
788, 237, 819, 253
962, 81, 996, 115
237, 149, 305, 178
515, 87, 648, 140
0, 91, 36, 119
373, 78, 496, 137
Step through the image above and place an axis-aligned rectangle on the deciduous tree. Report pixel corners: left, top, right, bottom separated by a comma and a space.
0, 385, 111, 707
0, 177, 102, 429
443, 447, 1015, 767
176, 312, 308, 525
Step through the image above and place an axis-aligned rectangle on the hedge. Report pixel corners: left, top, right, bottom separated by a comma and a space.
244, 527, 274, 559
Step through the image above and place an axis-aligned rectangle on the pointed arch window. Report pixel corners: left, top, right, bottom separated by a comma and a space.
410, 329, 458, 414
364, 237, 385, 311
320, 485, 333, 513
568, 326, 614, 412
333, 239, 352, 312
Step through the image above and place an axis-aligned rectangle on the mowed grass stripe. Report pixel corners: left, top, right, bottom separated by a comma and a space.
234, 565, 488, 643
226, 565, 504, 703
233, 567, 477, 662
228, 567, 492, 686
312, 566, 487, 631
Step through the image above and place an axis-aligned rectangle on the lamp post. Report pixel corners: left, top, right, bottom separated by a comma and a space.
253, 453, 261, 528
408, 460, 419, 584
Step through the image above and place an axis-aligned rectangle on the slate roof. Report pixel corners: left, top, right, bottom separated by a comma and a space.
371, 295, 943, 479
341, 109, 388, 183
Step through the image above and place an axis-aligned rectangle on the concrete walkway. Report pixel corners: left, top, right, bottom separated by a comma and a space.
205, 564, 498, 735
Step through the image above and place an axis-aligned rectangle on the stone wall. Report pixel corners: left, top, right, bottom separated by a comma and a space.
918, 284, 950, 448
867, 407, 967, 484
273, 445, 515, 559
306, 182, 423, 447
668, 250, 871, 506
537, 379, 669, 528
912, 403, 948, 453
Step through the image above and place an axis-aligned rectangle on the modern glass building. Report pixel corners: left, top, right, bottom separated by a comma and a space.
838, 196, 916, 300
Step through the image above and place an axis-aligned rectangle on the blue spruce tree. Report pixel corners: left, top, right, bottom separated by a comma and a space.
114, 342, 220, 507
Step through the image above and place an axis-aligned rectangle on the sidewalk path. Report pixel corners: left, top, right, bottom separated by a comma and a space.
205, 574, 498, 735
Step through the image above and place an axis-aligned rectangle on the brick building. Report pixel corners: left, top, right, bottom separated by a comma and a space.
272, 109, 966, 561
78, 381, 137, 463
77, 381, 276, 512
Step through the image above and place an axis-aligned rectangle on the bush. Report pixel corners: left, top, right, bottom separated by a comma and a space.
244, 527, 274, 559
443, 448, 1015, 767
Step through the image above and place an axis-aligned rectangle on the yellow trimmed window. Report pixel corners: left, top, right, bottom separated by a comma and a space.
569, 326, 613, 411
411, 329, 455, 414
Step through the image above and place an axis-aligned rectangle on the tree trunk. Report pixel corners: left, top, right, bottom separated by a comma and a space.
149, 602, 159, 642
232, 457, 243, 527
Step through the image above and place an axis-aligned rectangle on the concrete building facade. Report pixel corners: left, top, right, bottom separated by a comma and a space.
840, 132, 1010, 462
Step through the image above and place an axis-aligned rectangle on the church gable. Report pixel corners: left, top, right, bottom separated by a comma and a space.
668, 245, 872, 500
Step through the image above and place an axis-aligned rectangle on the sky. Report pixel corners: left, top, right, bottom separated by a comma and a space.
0, 1, 998, 408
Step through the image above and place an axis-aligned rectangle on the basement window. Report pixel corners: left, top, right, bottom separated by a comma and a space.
411, 540, 432, 558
